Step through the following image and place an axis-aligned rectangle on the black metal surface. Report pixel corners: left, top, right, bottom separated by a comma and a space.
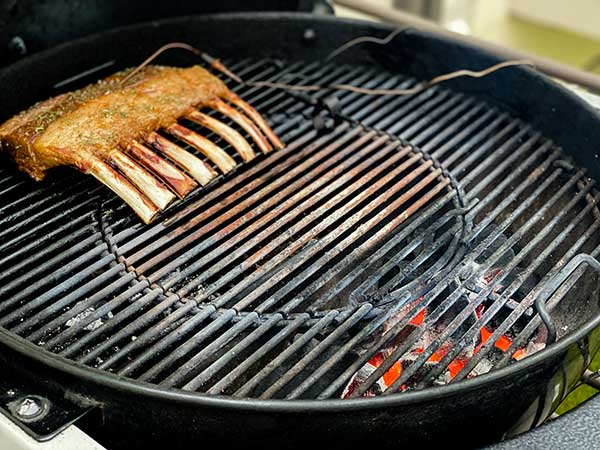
0, 12, 600, 448
0, 0, 331, 66
0, 360, 94, 441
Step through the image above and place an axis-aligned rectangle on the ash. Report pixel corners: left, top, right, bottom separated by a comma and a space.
65, 307, 114, 331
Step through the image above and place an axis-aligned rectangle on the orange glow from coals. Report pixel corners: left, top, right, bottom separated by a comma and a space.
367, 353, 403, 387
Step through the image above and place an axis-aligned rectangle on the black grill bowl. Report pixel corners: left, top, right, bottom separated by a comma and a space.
1, 13, 600, 448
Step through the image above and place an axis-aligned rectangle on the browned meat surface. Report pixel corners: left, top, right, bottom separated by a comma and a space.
0, 65, 283, 223
0, 65, 226, 180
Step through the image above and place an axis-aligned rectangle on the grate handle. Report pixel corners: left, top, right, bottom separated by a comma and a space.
534, 254, 600, 344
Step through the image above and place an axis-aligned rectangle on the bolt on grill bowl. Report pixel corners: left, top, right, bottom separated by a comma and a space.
1, 13, 600, 447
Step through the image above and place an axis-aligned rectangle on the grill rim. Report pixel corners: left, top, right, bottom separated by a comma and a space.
1, 12, 600, 413
2, 312, 599, 411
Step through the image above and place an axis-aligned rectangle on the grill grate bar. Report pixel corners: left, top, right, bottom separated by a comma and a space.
366, 91, 452, 138
182, 314, 284, 391
258, 304, 373, 399
0, 214, 93, 281
0, 236, 105, 311
433, 114, 508, 162
0, 183, 101, 241
0, 209, 129, 303
269, 175, 449, 315
0, 177, 57, 211
351, 85, 437, 127
139, 307, 233, 383
161, 312, 259, 388
23, 271, 138, 343
438, 118, 520, 171
454, 129, 531, 189
465, 145, 559, 241
73, 292, 183, 364
233, 310, 340, 397
419, 106, 493, 152
0, 179, 26, 199
0, 254, 115, 327
0, 177, 90, 224
0, 195, 99, 255
140, 125, 367, 281
117, 304, 217, 378
312, 191, 458, 309
43, 282, 152, 352
0, 170, 19, 184
206, 314, 309, 395
95, 300, 199, 370
10, 263, 126, 335
464, 131, 540, 189
166, 135, 411, 305
227, 60, 284, 87
404, 99, 480, 147
386, 93, 463, 137
462, 132, 543, 201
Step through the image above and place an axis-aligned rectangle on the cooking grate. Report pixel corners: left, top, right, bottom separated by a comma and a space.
0, 57, 599, 400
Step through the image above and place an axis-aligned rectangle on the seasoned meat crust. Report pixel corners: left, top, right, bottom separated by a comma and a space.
0, 65, 227, 180
0, 61, 283, 224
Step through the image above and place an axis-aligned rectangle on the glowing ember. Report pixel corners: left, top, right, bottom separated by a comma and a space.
409, 308, 426, 326
512, 342, 546, 361
342, 277, 545, 398
477, 326, 512, 353
342, 350, 403, 398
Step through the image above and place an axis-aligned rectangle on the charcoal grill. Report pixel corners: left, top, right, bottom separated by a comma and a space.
1, 12, 600, 448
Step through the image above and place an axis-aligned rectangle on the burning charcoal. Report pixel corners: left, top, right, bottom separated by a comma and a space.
512, 341, 546, 361
341, 351, 402, 398
434, 371, 452, 386
342, 358, 386, 398
471, 358, 493, 376
352, 298, 424, 355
